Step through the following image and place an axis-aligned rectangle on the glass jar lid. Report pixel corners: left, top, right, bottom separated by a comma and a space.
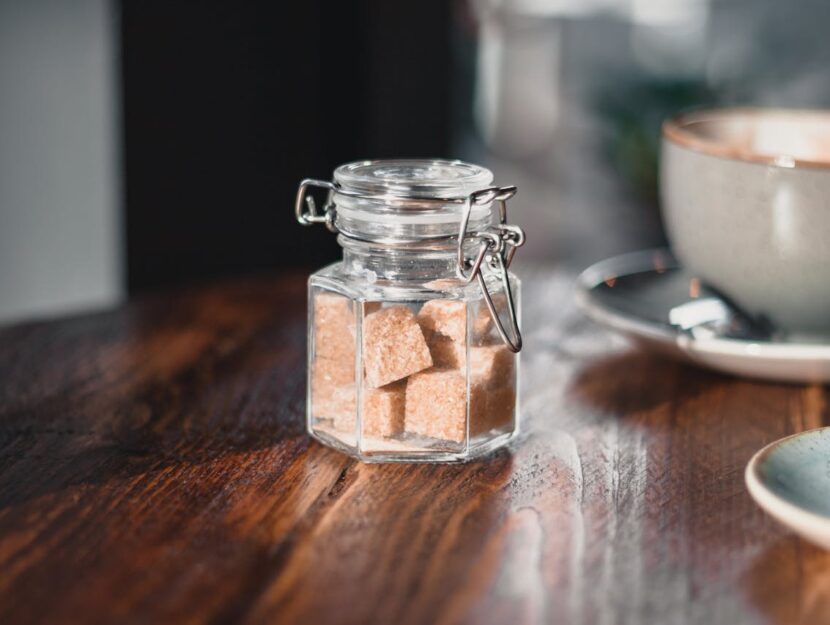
330, 159, 498, 240
333, 159, 494, 200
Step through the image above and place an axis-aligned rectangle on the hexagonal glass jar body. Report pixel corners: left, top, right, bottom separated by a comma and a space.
303, 160, 521, 462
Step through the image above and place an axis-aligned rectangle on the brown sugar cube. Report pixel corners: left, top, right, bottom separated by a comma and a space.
470, 344, 515, 389
362, 301, 382, 315
405, 369, 482, 443
312, 356, 355, 389
312, 384, 356, 425
428, 334, 466, 369
469, 292, 511, 344
363, 381, 407, 437
417, 298, 507, 353
330, 386, 356, 433
362, 306, 432, 388
417, 300, 467, 345
405, 363, 517, 443
331, 381, 406, 438
490, 384, 516, 430
313, 292, 356, 362
470, 345, 516, 436
310, 356, 356, 425
472, 384, 515, 436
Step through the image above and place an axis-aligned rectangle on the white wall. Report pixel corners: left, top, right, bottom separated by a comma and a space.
0, 0, 122, 324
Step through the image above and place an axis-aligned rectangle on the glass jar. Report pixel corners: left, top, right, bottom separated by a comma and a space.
295, 159, 524, 462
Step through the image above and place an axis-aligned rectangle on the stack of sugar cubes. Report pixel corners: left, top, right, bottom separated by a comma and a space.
311, 293, 515, 444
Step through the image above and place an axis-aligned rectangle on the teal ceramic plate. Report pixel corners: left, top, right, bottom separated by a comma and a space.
745, 427, 830, 550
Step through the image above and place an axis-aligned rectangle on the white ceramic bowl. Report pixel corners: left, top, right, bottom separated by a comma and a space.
661, 108, 830, 339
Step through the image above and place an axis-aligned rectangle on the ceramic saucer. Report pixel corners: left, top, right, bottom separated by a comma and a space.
746, 427, 830, 550
576, 249, 830, 383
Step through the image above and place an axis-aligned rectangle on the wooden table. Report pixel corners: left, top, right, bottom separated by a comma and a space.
1, 268, 828, 625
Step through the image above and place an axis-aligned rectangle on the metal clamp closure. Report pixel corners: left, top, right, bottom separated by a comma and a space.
295, 178, 338, 232
477, 249, 522, 352
455, 185, 516, 276
455, 185, 524, 353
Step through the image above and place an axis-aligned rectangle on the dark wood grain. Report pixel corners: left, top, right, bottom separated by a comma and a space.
0, 268, 828, 625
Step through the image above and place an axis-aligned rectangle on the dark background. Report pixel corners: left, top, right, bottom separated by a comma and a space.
122, 0, 452, 291
5, 0, 830, 323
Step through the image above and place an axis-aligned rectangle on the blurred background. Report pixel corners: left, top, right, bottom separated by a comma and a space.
2, 0, 830, 323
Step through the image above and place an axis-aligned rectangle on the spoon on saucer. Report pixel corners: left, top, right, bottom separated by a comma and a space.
668, 290, 775, 342
577, 249, 830, 383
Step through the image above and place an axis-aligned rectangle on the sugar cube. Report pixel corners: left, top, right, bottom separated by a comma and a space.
470, 344, 515, 389
312, 356, 355, 388
331, 381, 406, 438
417, 300, 467, 345
312, 384, 356, 425
475, 384, 515, 434
313, 292, 355, 362
427, 334, 466, 369
404, 369, 469, 442
362, 306, 432, 388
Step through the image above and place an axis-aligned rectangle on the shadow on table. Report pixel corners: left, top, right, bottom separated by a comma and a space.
744, 536, 830, 625
568, 349, 726, 417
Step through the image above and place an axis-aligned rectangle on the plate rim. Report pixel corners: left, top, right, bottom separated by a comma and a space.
745, 427, 830, 546
576, 249, 830, 363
